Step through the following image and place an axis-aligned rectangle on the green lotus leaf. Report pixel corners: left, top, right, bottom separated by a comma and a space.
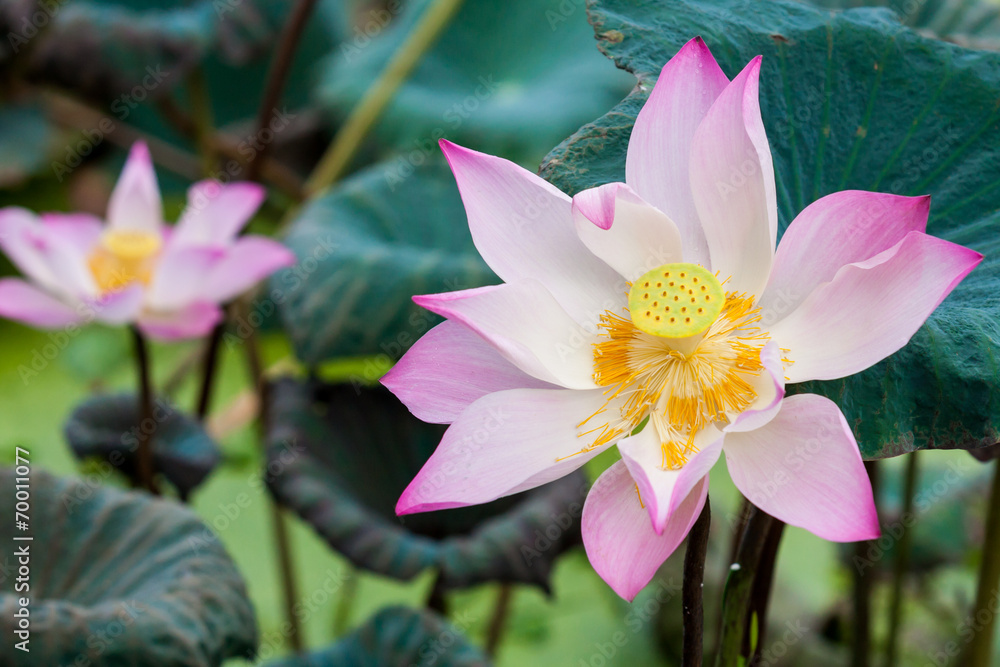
316, 0, 634, 166
265, 379, 586, 590
273, 159, 496, 366
0, 467, 256, 666
805, 0, 1000, 50
539, 0, 1000, 459
264, 606, 489, 667
64, 393, 221, 500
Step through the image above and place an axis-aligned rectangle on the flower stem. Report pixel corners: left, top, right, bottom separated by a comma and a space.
852, 459, 880, 667
746, 518, 785, 662
331, 566, 358, 638
714, 506, 774, 667
246, 0, 320, 181
185, 68, 217, 176
885, 452, 919, 667
485, 583, 513, 656
244, 307, 304, 652
427, 571, 448, 616
683, 498, 711, 666
129, 326, 160, 495
195, 322, 225, 420
967, 459, 1000, 666
304, 0, 467, 196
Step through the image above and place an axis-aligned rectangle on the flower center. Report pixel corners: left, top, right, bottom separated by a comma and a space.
87, 230, 162, 294
579, 263, 768, 470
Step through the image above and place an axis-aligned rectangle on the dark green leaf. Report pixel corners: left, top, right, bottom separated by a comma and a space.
265, 379, 587, 590
539, 0, 1000, 459
263, 606, 489, 667
317, 0, 634, 166
0, 104, 56, 188
274, 159, 496, 366
64, 393, 221, 499
804, 0, 1000, 50
0, 467, 257, 666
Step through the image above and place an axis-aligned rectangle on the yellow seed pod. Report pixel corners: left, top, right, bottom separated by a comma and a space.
628, 263, 724, 338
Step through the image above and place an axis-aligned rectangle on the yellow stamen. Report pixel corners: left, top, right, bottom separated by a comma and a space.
88, 230, 162, 293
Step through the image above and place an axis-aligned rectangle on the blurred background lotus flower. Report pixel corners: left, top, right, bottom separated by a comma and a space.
0, 141, 294, 340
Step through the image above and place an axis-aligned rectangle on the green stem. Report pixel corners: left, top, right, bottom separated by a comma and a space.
852, 460, 881, 667
185, 68, 217, 176
246, 0, 320, 181
967, 459, 1000, 666
746, 518, 785, 662
683, 498, 711, 666
485, 583, 513, 657
304, 0, 467, 196
885, 453, 919, 667
331, 567, 358, 638
129, 326, 160, 495
714, 506, 775, 667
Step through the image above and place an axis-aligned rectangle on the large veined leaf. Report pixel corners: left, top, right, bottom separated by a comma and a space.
265, 379, 587, 590
539, 0, 1000, 459
64, 393, 222, 500
805, 0, 1000, 50
0, 468, 256, 666
264, 607, 489, 667
316, 0, 634, 166
273, 159, 495, 365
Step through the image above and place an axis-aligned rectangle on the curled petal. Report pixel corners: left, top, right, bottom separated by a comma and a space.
689, 57, 777, 296
396, 387, 615, 514
414, 281, 599, 390
724, 394, 879, 542
770, 231, 983, 383
107, 142, 163, 234
572, 183, 684, 282
626, 36, 729, 267
174, 181, 266, 246
583, 460, 709, 601
617, 425, 722, 534
381, 320, 555, 424
759, 192, 929, 324
725, 341, 785, 433
439, 140, 622, 325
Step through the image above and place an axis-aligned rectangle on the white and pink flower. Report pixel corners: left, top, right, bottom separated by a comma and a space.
0, 142, 294, 339
382, 38, 982, 600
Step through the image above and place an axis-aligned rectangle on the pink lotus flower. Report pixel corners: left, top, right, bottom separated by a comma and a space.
382, 38, 983, 600
0, 142, 294, 339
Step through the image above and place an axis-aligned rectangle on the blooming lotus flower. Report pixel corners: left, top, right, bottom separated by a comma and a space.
381, 37, 983, 600
0, 142, 294, 339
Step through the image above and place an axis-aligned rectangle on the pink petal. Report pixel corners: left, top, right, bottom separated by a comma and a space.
202, 236, 295, 303
40, 212, 104, 250
439, 140, 623, 325
617, 425, 722, 534
724, 341, 785, 433
381, 320, 555, 424
107, 142, 163, 234
723, 394, 879, 542
174, 181, 266, 246
583, 460, 709, 601
689, 57, 777, 296
626, 37, 729, 268
770, 231, 983, 383
146, 245, 226, 311
0, 208, 97, 299
138, 301, 223, 340
759, 192, 929, 325
0, 278, 83, 328
87, 284, 144, 325
414, 281, 599, 390
572, 183, 684, 282
396, 387, 616, 514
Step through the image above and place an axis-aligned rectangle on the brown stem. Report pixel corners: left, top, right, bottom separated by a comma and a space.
245, 0, 320, 181
427, 571, 448, 616
885, 452, 918, 667
129, 326, 160, 495
485, 583, 513, 657
852, 460, 881, 667
747, 518, 785, 664
683, 498, 712, 666
195, 321, 226, 420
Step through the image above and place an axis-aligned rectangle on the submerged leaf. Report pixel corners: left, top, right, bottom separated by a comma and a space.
263, 606, 489, 667
0, 467, 257, 666
540, 0, 1000, 459
265, 379, 587, 590
64, 393, 221, 499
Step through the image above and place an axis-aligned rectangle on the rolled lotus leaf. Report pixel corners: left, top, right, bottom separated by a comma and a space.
263, 606, 489, 667
0, 467, 257, 666
64, 393, 221, 500
265, 378, 587, 591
